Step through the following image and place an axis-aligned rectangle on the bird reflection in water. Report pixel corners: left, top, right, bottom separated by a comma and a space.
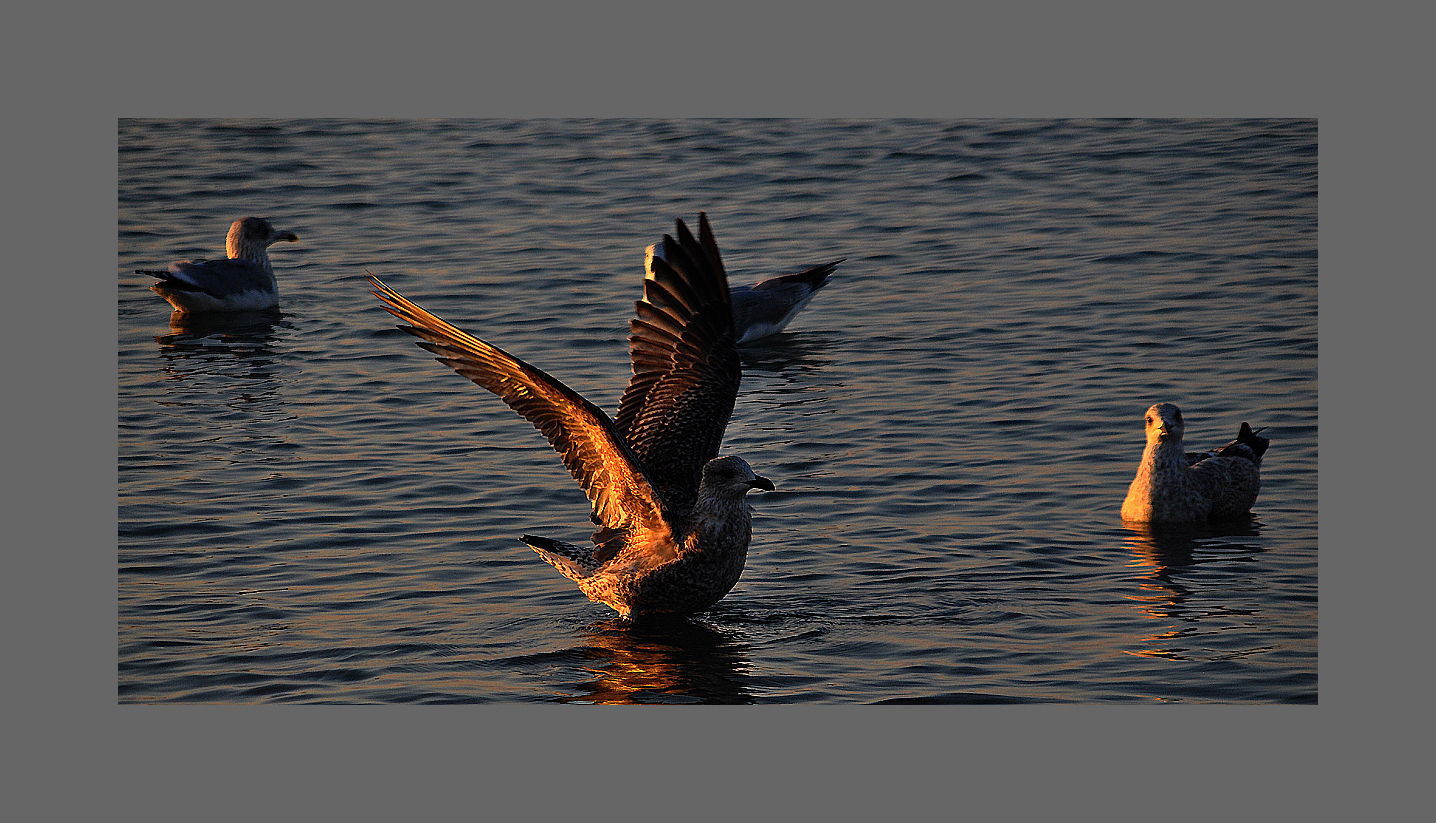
1120, 519, 1266, 662
735, 330, 837, 376
154, 309, 283, 355
559, 617, 755, 704
149, 310, 288, 419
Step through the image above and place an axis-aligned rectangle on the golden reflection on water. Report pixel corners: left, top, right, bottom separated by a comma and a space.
561, 619, 754, 704
1120, 520, 1263, 662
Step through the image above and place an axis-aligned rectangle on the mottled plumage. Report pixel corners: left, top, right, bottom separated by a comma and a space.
370, 213, 772, 619
138, 217, 298, 313
645, 241, 843, 344
1121, 403, 1269, 523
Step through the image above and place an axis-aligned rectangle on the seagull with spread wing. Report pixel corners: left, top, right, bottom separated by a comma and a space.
369, 213, 773, 619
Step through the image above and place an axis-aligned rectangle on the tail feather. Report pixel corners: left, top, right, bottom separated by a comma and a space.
1193, 421, 1271, 466
1236, 422, 1271, 462
755, 258, 845, 291
520, 535, 602, 581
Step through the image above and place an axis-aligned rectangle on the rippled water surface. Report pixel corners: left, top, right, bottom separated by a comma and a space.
118, 119, 1317, 703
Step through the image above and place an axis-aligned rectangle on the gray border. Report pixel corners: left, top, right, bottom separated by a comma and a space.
16, 0, 1401, 816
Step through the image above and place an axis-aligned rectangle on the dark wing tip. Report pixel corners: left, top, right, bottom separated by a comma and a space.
614, 214, 743, 506
1237, 421, 1271, 460
789, 258, 845, 288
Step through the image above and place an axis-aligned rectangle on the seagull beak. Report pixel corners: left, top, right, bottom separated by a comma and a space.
748, 475, 775, 492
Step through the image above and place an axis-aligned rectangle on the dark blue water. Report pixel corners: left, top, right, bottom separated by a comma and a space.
118, 119, 1317, 702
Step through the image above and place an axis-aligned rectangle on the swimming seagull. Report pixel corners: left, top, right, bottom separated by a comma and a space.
369, 213, 774, 619
1121, 403, 1270, 523
645, 241, 844, 344
137, 217, 298, 313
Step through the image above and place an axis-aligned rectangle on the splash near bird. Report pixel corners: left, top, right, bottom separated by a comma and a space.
370, 213, 773, 619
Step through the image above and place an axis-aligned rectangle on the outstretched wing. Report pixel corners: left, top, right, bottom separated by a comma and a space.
369, 274, 673, 542
614, 213, 741, 517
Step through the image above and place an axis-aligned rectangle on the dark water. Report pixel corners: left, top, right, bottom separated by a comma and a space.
118, 119, 1317, 703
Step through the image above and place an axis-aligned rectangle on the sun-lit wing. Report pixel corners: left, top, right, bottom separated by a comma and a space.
369, 273, 673, 540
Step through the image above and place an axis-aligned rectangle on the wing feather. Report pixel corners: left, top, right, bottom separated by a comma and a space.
368, 274, 672, 539
613, 213, 741, 516
156, 258, 274, 297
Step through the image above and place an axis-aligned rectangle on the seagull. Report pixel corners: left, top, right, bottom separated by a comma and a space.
370, 213, 774, 619
137, 217, 298, 313
645, 241, 843, 344
1121, 403, 1270, 523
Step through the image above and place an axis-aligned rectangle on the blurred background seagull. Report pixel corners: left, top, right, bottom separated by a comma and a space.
1121, 403, 1269, 523
138, 217, 298, 313
370, 213, 774, 619
645, 240, 843, 344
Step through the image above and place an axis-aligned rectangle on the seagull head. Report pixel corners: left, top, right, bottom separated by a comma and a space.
701, 455, 774, 497
1144, 403, 1185, 443
227, 217, 299, 260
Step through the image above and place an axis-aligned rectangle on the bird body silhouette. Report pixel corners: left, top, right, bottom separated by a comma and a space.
139, 217, 298, 313
1122, 403, 1269, 523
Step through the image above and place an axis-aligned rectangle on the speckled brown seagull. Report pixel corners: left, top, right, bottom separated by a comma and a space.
1121, 403, 1270, 523
369, 213, 773, 619
138, 217, 298, 313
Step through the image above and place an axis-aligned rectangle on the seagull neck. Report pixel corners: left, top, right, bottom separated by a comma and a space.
229, 240, 274, 269
1141, 436, 1190, 477
683, 492, 753, 552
